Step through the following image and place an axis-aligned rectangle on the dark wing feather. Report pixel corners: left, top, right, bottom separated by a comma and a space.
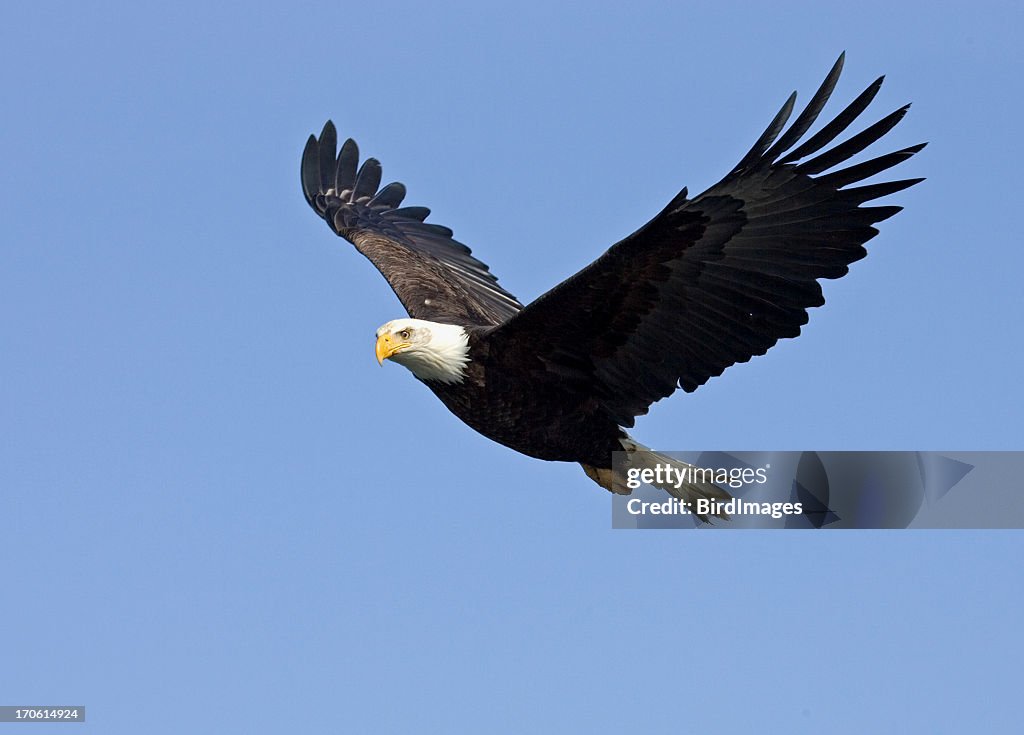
488, 55, 925, 428
301, 122, 523, 325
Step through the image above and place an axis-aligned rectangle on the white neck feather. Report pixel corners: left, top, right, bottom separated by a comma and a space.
391, 321, 470, 384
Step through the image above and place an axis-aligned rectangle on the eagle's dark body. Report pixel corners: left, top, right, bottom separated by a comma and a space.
428, 328, 627, 466
300, 54, 924, 480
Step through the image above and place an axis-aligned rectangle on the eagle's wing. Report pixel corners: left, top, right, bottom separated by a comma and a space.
301, 122, 523, 326
488, 54, 925, 428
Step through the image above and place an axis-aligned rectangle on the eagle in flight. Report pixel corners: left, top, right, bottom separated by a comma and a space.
300, 54, 923, 513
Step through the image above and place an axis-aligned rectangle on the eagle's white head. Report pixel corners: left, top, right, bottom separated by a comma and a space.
374, 318, 470, 384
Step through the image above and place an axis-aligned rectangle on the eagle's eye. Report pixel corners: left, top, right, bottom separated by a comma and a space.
398, 329, 411, 340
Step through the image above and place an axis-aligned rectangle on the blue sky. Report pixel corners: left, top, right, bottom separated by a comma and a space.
2, 1, 1022, 732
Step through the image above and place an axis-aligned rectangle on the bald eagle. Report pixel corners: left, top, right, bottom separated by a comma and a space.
300, 54, 923, 512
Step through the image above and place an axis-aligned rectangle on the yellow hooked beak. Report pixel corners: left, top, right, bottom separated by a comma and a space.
375, 333, 411, 365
